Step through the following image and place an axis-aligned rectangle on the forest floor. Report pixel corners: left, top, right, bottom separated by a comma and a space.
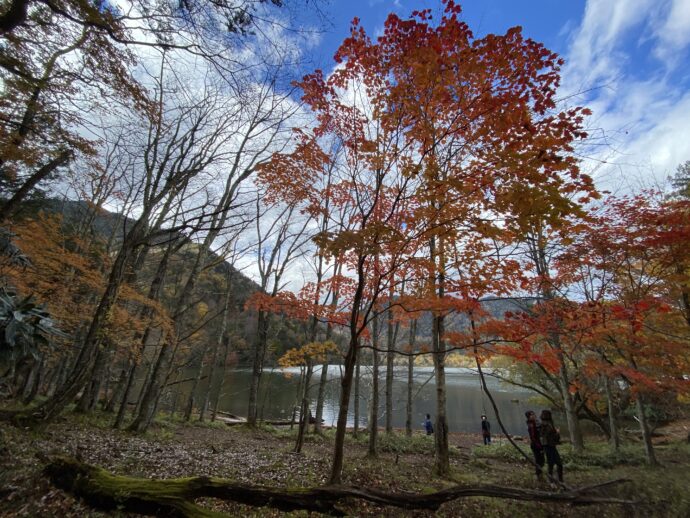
0, 410, 688, 517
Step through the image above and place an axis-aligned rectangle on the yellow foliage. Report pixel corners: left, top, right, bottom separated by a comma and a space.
278, 340, 338, 368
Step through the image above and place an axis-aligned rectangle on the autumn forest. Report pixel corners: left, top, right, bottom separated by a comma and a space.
1, 0, 689, 516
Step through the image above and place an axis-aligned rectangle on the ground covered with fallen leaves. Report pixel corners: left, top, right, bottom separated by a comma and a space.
1, 411, 688, 517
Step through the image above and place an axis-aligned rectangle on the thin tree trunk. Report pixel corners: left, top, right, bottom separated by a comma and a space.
211, 335, 232, 422
353, 354, 361, 439
105, 364, 128, 413
432, 313, 450, 476
294, 363, 313, 453
0, 151, 71, 221
22, 355, 43, 405
635, 395, 657, 465
44, 356, 66, 397
368, 315, 380, 457
405, 320, 417, 437
385, 305, 394, 434
329, 257, 366, 484
556, 355, 584, 453
313, 361, 329, 434
113, 359, 137, 429
604, 376, 620, 452
128, 340, 174, 433
183, 345, 209, 422
247, 310, 268, 426
430, 233, 450, 477
199, 274, 232, 422
76, 347, 107, 413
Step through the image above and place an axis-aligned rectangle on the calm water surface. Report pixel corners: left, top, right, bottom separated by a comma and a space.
190, 366, 536, 436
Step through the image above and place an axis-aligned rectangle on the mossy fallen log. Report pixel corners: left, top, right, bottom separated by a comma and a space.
44, 456, 635, 517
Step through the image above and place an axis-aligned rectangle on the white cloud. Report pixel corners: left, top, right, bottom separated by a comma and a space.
561, 0, 690, 192
653, 0, 690, 63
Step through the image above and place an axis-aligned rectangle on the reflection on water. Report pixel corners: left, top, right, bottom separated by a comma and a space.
180, 366, 538, 435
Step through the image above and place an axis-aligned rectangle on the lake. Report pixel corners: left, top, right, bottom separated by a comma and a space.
195, 366, 538, 436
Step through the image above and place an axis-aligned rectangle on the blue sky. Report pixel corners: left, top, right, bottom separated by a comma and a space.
302, 0, 690, 192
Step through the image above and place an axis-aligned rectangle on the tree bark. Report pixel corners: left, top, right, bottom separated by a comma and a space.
182, 344, 209, 422
247, 309, 268, 426
385, 304, 394, 434
211, 334, 232, 422
353, 353, 360, 439
405, 320, 417, 437
199, 271, 233, 422
45, 456, 634, 517
127, 340, 174, 433
368, 315, 380, 457
635, 395, 657, 465
294, 362, 313, 453
329, 256, 366, 484
104, 364, 127, 413
604, 376, 620, 452
21, 355, 43, 405
313, 360, 329, 434
0, 150, 71, 221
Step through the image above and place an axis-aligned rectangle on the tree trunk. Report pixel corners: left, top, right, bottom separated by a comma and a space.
313, 361, 329, 434
44, 356, 66, 397
0, 150, 70, 221
113, 360, 137, 429
368, 315, 380, 457
329, 257, 366, 484
432, 313, 450, 477
127, 341, 174, 433
199, 277, 232, 423
353, 353, 360, 439
405, 320, 417, 437
385, 306, 394, 434
291, 369, 305, 430
604, 376, 620, 452
635, 395, 657, 465
294, 363, 313, 453
183, 345, 209, 422
21, 355, 43, 405
556, 356, 584, 454
105, 364, 127, 413
329, 333, 359, 484
76, 348, 107, 413
247, 310, 268, 426
211, 335, 232, 422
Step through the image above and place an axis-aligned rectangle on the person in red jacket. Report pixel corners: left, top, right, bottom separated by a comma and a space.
525, 410, 545, 479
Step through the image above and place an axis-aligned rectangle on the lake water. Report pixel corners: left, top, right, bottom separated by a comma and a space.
200, 366, 537, 436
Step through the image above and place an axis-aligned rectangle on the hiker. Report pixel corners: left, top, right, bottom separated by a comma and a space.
525, 410, 545, 478
481, 414, 491, 445
423, 413, 434, 435
539, 410, 563, 483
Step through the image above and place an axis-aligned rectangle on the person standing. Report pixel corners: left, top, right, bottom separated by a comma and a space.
525, 410, 545, 479
481, 414, 491, 445
539, 409, 563, 483
423, 413, 434, 435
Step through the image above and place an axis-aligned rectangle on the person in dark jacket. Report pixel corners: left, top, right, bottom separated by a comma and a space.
481, 414, 491, 445
525, 410, 545, 478
539, 409, 563, 483
424, 413, 434, 435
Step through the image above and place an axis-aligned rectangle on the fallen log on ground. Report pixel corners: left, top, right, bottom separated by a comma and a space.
44, 456, 635, 517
